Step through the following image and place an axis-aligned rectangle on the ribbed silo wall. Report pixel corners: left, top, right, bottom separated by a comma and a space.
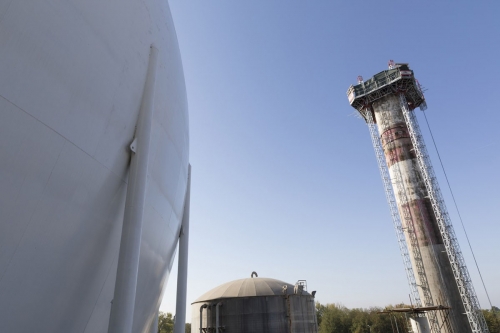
191, 295, 317, 333
289, 295, 318, 333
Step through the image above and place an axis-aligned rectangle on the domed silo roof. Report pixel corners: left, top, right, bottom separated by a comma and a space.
191, 274, 318, 333
193, 277, 310, 303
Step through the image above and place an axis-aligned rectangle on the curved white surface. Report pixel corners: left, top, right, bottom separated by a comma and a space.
194, 277, 311, 303
0, 1, 189, 332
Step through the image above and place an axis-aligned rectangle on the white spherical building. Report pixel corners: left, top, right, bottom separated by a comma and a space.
0, 1, 189, 332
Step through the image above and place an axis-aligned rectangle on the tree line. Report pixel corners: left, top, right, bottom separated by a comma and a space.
316, 303, 407, 333
316, 303, 500, 333
157, 312, 190, 333
158, 305, 500, 333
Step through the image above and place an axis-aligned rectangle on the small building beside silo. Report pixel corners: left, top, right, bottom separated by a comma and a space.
191, 273, 318, 333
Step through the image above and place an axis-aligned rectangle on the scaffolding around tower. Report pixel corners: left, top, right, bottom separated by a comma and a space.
398, 94, 488, 333
346, 62, 489, 333
363, 109, 422, 308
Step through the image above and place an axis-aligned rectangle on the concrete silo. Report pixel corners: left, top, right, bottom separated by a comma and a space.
191, 273, 318, 333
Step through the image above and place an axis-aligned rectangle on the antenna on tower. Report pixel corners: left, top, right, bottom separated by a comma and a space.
388, 59, 395, 69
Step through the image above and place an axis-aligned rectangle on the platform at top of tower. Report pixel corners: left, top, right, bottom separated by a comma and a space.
346, 63, 426, 121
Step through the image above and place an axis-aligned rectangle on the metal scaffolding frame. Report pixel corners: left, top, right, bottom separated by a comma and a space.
364, 107, 443, 333
348, 62, 490, 333
398, 94, 490, 333
347, 68, 425, 121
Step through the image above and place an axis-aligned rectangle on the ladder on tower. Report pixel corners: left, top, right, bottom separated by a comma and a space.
363, 108, 441, 333
398, 94, 490, 333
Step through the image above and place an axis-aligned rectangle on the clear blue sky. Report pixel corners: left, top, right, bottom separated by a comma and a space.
161, 0, 500, 319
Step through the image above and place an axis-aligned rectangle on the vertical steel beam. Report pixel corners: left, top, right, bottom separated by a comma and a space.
174, 165, 191, 333
108, 45, 159, 333
199, 304, 207, 333
215, 302, 223, 333
150, 310, 159, 333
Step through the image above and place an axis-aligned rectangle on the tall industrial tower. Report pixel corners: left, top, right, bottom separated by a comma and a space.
346, 62, 489, 333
